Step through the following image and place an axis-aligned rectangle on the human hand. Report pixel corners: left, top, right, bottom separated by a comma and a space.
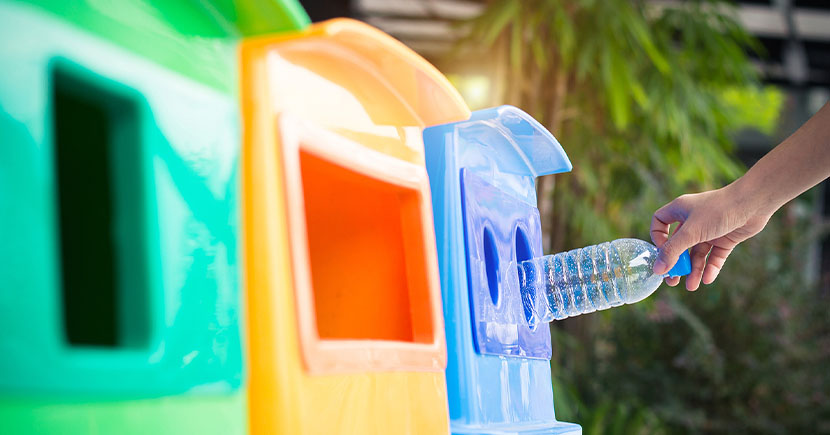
650, 183, 773, 291
650, 102, 828, 290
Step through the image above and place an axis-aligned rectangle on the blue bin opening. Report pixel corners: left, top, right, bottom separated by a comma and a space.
515, 227, 535, 326
483, 227, 500, 306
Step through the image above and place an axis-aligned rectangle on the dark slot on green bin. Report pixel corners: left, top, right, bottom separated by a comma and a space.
53, 65, 150, 349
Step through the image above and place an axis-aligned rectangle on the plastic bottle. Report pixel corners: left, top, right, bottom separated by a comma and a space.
504, 238, 691, 328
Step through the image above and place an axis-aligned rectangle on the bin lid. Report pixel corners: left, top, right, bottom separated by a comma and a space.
245, 18, 471, 163
424, 105, 571, 205
463, 105, 572, 178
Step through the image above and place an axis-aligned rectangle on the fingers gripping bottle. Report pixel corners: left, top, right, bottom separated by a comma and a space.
505, 238, 692, 329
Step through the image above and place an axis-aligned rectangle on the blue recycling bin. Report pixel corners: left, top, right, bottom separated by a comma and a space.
424, 106, 581, 434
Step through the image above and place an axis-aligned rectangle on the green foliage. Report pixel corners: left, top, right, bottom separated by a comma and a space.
550, 205, 830, 433
463, 0, 763, 250
461, 0, 829, 433
721, 86, 786, 136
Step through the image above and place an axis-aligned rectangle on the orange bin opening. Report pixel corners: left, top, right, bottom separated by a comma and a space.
300, 149, 434, 343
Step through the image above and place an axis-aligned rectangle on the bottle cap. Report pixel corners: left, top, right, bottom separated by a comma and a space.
667, 250, 692, 277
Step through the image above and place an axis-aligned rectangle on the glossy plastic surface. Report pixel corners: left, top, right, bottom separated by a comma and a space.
240, 18, 469, 435
248, 17, 470, 163
0, 394, 246, 435
461, 169, 550, 358
15, 0, 309, 94
280, 115, 445, 372
0, 0, 242, 396
0, 2, 245, 433
424, 106, 581, 434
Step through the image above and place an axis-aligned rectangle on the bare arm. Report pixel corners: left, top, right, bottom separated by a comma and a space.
736, 102, 830, 214
651, 101, 830, 291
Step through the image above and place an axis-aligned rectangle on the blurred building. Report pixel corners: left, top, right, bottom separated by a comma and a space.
299, 0, 830, 292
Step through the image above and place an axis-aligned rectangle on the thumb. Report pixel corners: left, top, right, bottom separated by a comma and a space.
653, 223, 698, 275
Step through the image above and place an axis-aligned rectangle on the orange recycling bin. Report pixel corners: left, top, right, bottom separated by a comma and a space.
240, 19, 470, 434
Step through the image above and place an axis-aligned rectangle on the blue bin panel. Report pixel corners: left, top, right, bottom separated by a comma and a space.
460, 169, 550, 358
424, 105, 580, 434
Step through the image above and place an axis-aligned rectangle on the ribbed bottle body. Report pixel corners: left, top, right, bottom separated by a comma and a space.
516, 239, 666, 324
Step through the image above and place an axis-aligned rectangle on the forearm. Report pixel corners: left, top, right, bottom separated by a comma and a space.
732, 101, 830, 215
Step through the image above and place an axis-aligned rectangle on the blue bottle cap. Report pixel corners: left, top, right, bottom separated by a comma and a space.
667, 250, 692, 277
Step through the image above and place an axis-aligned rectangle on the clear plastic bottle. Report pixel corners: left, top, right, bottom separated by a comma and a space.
504, 238, 691, 328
